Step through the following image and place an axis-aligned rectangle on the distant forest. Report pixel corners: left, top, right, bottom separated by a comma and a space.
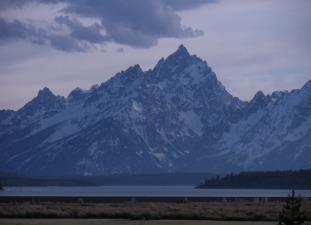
196, 169, 311, 189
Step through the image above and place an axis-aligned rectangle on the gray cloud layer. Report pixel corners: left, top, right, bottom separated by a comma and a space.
0, 0, 215, 51
164, 0, 217, 10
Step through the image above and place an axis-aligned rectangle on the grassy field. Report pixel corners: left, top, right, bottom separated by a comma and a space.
0, 197, 310, 222
0, 201, 282, 220
0, 219, 279, 225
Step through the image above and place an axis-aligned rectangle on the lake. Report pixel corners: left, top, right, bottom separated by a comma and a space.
1, 186, 311, 197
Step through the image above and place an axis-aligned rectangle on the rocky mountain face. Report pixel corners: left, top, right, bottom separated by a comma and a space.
0, 45, 310, 175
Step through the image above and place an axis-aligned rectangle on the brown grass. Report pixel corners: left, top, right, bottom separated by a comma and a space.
0, 198, 310, 221
0, 218, 280, 225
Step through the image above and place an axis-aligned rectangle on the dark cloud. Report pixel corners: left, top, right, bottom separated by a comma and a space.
0, 17, 87, 52
54, 15, 109, 44
0, 0, 29, 11
62, 0, 206, 48
0, 17, 28, 39
0, 0, 213, 51
0, 17, 47, 45
49, 35, 84, 52
164, 0, 218, 11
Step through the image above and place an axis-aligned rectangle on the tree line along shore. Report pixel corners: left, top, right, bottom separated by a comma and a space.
1, 169, 311, 188
196, 169, 311, 189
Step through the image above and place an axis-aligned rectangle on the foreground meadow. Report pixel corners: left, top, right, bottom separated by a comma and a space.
0, 197, 310, 223
0, 219, 278, 225
0, 201, 280, 220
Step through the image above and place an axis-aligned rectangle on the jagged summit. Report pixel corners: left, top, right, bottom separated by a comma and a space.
123, 64, 143, 76
251, 91, 267, 103
16, 87, 66, 120
166, 44, 191, 62
302, 80, 311, 89
38, 87, 54, 97
0, 46, 310, 176
148, 44, 215, 86
175, 44, 190, 55
68, 87, 87, 103
246, 91, 268, 114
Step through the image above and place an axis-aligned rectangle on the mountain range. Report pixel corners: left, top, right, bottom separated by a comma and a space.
0, 45, 310, 176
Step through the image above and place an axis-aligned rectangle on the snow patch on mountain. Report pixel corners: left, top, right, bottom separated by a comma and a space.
132, 100, 143, 113
180, 110, 202, 136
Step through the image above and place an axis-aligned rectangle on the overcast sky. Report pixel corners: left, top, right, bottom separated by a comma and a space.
0, 0, 310, 110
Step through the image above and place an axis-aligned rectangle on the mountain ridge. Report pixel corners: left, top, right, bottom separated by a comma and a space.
1, 45, 310, 175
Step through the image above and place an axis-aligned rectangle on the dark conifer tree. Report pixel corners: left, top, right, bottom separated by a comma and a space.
278, 190, 306, 225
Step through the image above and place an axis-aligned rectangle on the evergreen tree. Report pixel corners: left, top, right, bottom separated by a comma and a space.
278, 190, 306, 225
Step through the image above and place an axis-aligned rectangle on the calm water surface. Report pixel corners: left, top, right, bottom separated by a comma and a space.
1, 186, 311, 197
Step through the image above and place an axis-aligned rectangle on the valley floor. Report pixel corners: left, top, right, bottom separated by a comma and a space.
0, 197, 310, 223
0, 219, 280, 225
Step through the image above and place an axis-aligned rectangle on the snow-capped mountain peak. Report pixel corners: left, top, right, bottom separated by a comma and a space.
68, 87, 87, 103
38, 87, 54, 97
169, 44, 190, 59
0, 45, 310, 176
